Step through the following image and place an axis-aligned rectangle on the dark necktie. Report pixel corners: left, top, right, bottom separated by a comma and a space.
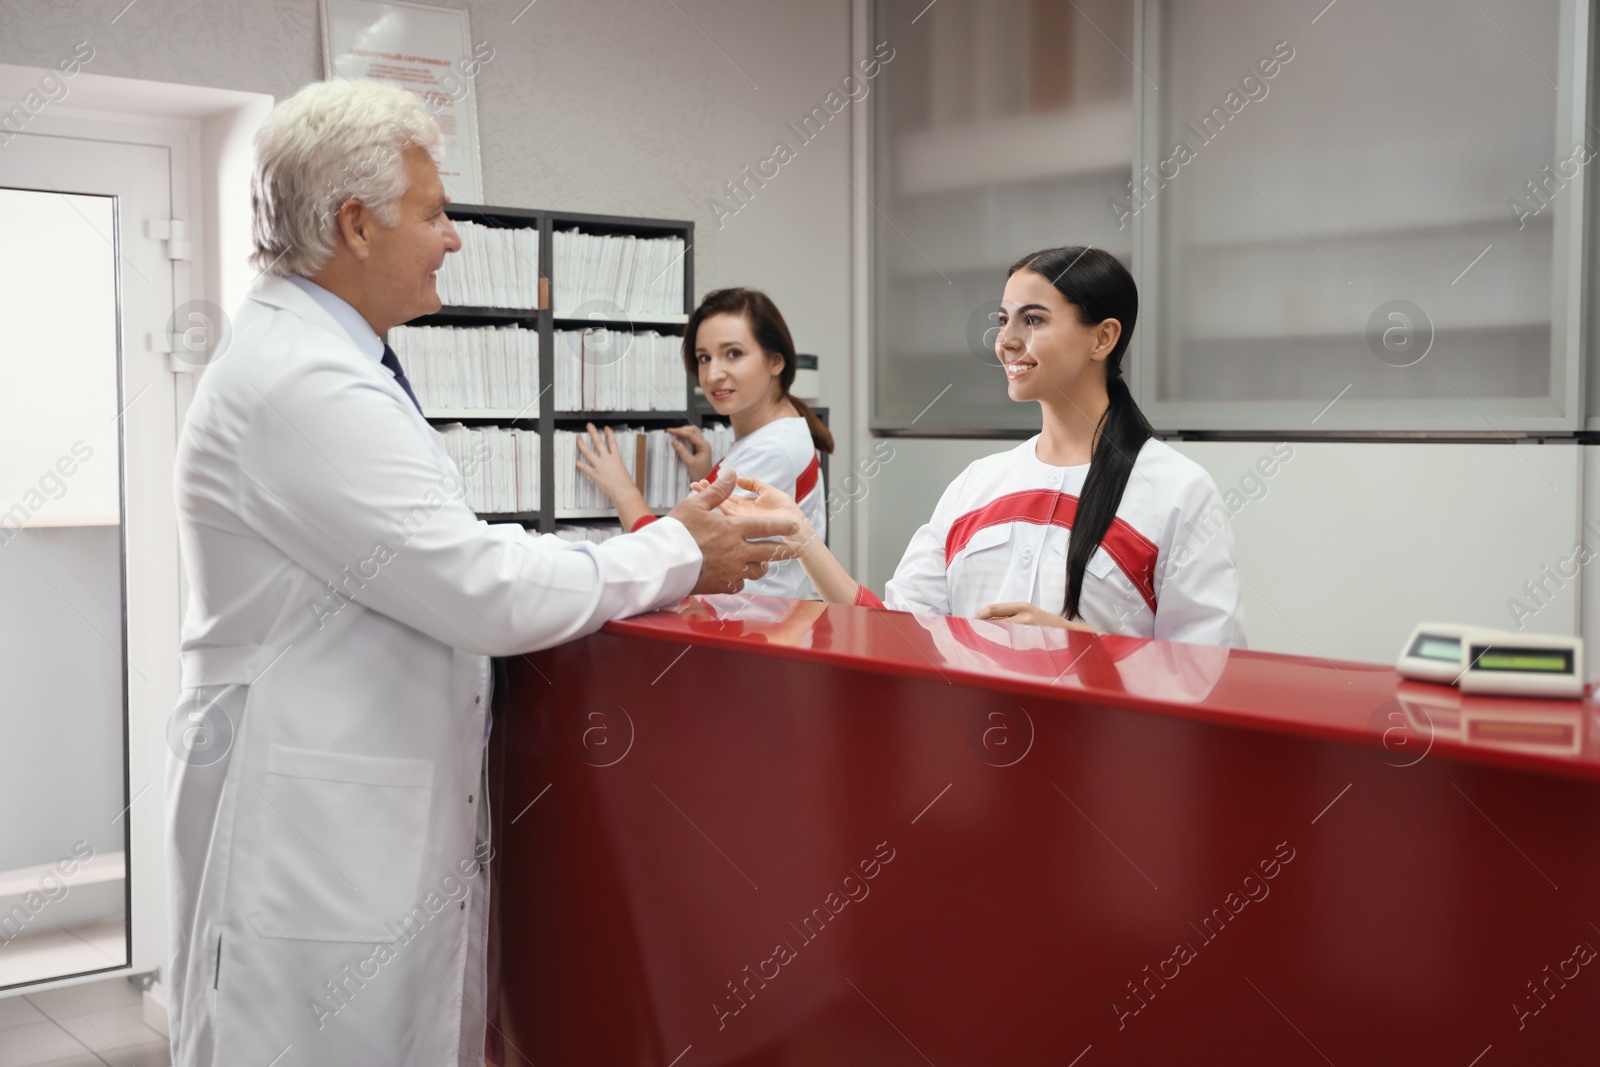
381, 344, 424, 415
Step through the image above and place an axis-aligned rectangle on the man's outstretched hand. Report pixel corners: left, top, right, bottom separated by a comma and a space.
705, 476, 817, 551
667, 467, 802, 594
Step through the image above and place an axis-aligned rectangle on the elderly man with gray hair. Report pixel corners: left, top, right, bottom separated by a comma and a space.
166, 79, 795, 1066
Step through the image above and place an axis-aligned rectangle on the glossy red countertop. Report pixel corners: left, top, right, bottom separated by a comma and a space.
606, 595, 1600, 783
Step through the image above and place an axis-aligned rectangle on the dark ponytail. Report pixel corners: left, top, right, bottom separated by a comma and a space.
682, 287, 834, 454
1007, 247, 1152, 621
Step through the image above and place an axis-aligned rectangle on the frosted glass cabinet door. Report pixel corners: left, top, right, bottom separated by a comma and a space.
1132, 0, 1587, 432
871, 0, 1137, 433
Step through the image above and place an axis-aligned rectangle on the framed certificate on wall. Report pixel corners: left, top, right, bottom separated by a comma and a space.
321, 0, 488, 202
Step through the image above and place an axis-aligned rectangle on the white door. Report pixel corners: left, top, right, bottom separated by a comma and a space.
0, 128, 180, 991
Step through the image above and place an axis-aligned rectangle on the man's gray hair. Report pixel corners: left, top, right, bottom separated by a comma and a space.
249, 79, 443, 277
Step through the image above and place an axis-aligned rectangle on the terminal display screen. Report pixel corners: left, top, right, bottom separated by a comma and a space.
1408, 634, 1461, 662
1470, 646, 1574, 674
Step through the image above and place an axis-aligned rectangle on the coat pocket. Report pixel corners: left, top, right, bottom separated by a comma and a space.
241, 744, 435, 942
1051, 536, 1118, 580
951, 523, 1014, 571
948, 524, 1018, 613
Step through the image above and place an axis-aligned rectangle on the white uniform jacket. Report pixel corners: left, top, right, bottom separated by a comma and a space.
167, 274, 701, 1067
883, 436, 1246, 647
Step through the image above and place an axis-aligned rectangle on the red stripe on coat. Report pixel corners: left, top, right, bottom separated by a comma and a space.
943, 489, 1159, 612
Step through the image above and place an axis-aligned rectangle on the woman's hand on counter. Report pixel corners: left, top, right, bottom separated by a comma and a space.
977, 602, 1100, 633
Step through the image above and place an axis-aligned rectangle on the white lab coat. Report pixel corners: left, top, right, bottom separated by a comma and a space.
166, 274, 702, 1066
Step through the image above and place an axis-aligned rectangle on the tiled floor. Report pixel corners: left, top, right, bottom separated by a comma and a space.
0, 976, 169, 1067
0, 923, 127, 992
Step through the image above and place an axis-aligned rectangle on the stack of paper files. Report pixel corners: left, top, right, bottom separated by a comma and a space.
552, 329, 688, 411
555, 423, 735, 516
554, 525, 621, 544
554, 427, 681, 513
551, 229, 686, 317
701, 423, 736, 471
390, 325, 540, 414
437, 424, 540, 515
436, 221, 541, 309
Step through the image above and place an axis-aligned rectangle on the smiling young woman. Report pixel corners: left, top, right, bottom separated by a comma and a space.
717, 247, 1247, 646
577, 287, 833, 598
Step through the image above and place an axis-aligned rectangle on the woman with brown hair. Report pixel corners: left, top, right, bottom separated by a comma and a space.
577, 286, 833, 598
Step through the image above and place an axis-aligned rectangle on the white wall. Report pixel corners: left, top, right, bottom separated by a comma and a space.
868, 437, 1586, 668
0, 0, 862, 565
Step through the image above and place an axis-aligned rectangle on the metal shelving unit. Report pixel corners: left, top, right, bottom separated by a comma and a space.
408, 203, 704, 531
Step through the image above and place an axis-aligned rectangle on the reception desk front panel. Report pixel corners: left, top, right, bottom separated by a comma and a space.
492, 597, 1600, 1066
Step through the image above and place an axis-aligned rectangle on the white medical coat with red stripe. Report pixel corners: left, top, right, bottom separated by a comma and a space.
883, 436, 1246, 647
710, 416, 824, 599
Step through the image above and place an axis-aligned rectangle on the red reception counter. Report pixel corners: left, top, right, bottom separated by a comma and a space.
489, 596, 1600, 1066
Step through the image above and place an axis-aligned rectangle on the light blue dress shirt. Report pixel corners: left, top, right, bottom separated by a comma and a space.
287, 275, 384, 365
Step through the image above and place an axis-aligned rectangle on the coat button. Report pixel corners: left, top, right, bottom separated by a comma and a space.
468, 795, 474, 803
475, 695, 481, 704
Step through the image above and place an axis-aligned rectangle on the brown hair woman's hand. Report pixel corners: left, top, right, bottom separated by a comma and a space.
666, 424, 714, 482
